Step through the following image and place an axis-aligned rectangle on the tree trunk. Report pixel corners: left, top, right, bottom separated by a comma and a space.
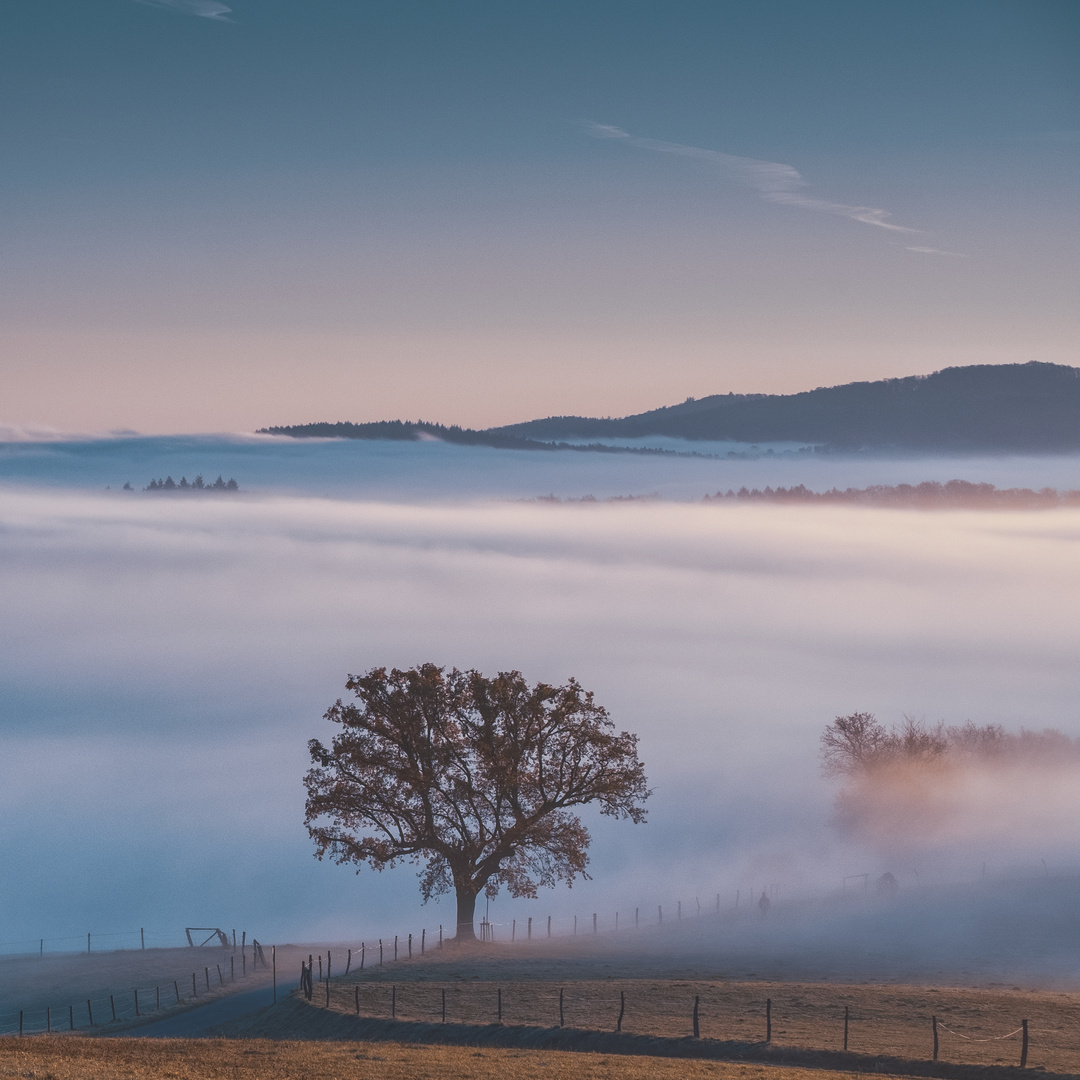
455, 887, 478, 941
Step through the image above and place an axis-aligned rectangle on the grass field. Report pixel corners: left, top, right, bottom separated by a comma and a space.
0, 1037, 906, 1080
5, 933, 1079, 1079
240, 940, 1076, 1074
266, 977, 1066, 1072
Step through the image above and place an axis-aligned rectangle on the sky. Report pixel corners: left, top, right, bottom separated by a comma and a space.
2, 0, 1078, 433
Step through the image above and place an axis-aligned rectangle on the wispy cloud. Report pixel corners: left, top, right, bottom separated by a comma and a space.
132, 0, 233, 21
905, 245, 969, 258
584, 121, 937, 242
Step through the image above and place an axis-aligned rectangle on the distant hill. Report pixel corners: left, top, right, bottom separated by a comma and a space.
490, 363, 1080, 452
258, 419, 542, 449
256, 420, 701, 457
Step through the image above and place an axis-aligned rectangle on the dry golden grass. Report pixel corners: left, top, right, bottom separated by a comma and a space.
0, 1037, 904, 1080
316, 978, 1078, 1072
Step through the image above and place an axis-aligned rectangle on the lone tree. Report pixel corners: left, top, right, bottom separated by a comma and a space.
304, 664, 650, 940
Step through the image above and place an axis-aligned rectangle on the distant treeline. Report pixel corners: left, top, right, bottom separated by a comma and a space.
704, 480, 1080, 509
259, 419, 538, 448
822, 714, 1080, 778
258, 420, 705, 458
140, 475, 239, 492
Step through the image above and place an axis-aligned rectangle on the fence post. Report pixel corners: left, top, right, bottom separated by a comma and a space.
205, 967, 210, 992
512, 920, 516, 942
1021, 1019, 1029, 1068
693, 995, 700, 1038
528, 917, 532, 940
19, 1011, 23, 1036
135, 988, 140, 1017
439, 925, 443, 949
573, 915, 577, 935
408, 933, 412, 959
346, 948, 351, 975
141, 927, 145, 950
844, 1005, 849, 1051
547, 915, 551, 938
767, 998, 772, 1043
421, 930, 425, 955
380, 939, 383, 966
593, 913, 597, 935
111, 995, 116, 1021
617, 991, 625, 1032
174, 980, 179, 1003
361, 942, 365, 970
217, 964, 223, 986
87, 933, 91, 954
932, 1015, 939, 1060
69, 1005, 73, 1031
87, 999, 93, 1026
394, 935, 398, 961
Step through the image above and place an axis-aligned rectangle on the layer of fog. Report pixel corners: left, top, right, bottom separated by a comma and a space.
3, 483, 1080, 982
4, 433, 1080, 501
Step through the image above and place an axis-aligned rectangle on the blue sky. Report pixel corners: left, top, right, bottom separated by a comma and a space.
2, 1, 1078, 432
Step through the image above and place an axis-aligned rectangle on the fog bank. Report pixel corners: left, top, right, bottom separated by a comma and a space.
2, 487, 1080, 958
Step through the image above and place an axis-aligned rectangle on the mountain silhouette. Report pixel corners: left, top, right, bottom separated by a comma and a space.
264, 363, 1080, 454
490, 362, 1080, 452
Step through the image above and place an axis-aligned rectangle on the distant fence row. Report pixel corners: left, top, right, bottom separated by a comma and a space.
306, 979, 1036, 1070
0, 940, 270, 1036
0, 887, 781, 959
0, 927, 254, 959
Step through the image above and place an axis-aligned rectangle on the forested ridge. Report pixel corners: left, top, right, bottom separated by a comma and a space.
493, 362, 1080, 451
262, 364, 1080, 453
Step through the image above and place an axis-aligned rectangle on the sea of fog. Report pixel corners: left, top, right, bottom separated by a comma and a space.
3, 431, 1080, 500
2, 434, 1080, 971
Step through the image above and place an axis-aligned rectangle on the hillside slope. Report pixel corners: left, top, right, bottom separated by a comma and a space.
490, 363, 1080, 451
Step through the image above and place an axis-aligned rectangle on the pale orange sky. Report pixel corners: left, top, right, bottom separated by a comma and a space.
2, 1, 1076, 434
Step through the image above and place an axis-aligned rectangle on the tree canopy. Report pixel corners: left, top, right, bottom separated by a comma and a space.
304, 664, 649, 940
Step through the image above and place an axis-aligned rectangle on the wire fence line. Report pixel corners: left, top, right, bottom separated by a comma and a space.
0, 939, 272, 1036
303, 979, 1039, 1070
0, 927, 244, 959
